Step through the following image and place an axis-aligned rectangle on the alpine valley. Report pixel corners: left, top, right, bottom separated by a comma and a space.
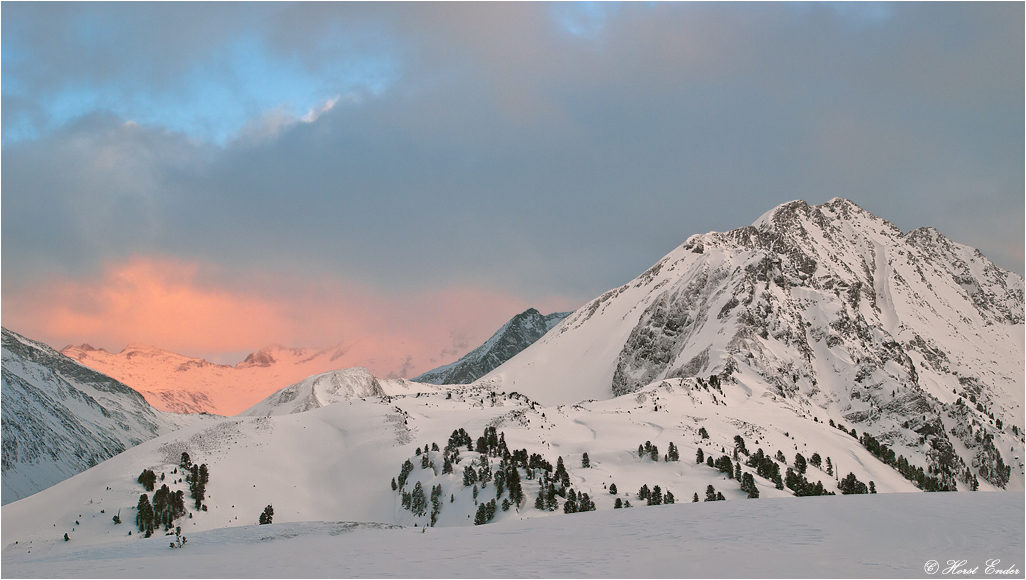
3, 199, 1023, 577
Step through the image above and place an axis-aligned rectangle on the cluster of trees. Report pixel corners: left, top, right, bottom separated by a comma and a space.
785, 468, 834, 496
664, 443, 680, 462
738, 472, 759, 498
135, 485, 186, 537
838, 472, 875, 495
704, 485, 725, 502
829, 419, 858, 440
259, 505, 274, 525
637, 441, 661, 462
745, 448, 784, 489
859, 431, 959, 491
186, 463, 209, 510
562, 488, 596, 513
706, 454, 735, 478
636, 484, 674, 506
137, 469, 157, 492
474, 499, 497, 525
394, 426, 539, 526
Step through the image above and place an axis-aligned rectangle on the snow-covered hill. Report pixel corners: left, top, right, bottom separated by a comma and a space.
480, 198, 1024, 490
413, 308, 570, 385
1, 328, 211, 505
242, 367, 443, 417
60, 342, 360, 416
2, 378, 1022, 569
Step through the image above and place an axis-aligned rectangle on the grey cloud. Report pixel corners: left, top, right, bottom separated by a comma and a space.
2, 2, 1022, 305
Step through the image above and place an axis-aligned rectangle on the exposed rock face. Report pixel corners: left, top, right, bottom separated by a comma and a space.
1, 328, 201, 504
414, 308, 571, 385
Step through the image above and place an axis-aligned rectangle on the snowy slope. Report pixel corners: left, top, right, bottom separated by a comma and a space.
1, 328, 211, 505
60, 342, 360, 416
480, 198, 1024, 490
241, 367, 444, 417
413, 308, 571, 385
2, 379, 1023, 575
3, 492, 1021, 578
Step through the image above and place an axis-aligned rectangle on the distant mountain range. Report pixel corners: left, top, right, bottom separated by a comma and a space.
413, 308, 570, 385
60, 342, 360, 416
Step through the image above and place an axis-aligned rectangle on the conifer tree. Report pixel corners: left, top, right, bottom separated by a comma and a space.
649, 485, 663, 506
136, 494, 155, 537
696, 448, 705, 464
581, 453, 590, 468
609, 483, 617, 495
734, 435, 748, 456
794, 453, 807, 475
692, 493, 699, 503
179, 452, 192, 470
614, 498, 623, 508
665, 491, 675, 504
638, 484, 650, 501
259, 505, 274, 525
463, 465, 477, 487
704, 485, 717, 502
411, 482, 428, 516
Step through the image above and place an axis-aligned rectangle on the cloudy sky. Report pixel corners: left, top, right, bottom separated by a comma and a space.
2, 2, 1023, 375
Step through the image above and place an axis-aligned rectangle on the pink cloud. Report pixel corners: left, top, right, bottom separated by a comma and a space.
2, 255, 579, 378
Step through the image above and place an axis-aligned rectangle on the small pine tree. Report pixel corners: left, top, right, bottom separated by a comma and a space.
692, 493, 699, 502
609, 483, 618, 495
649, 485, 663, 506
614, 498, 623, 508
704, 485, 717, 502
794, 453, 807, 475
696, 448, 705, 464
581, 453, 590, 468
259, 505, 274, 525
698, 427, 709, 439
665, 491, 674, 504
825, 457, 833, 476
391, 477, 397, 491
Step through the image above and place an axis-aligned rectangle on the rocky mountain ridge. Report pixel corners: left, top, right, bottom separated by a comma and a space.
413, 308, 570, 385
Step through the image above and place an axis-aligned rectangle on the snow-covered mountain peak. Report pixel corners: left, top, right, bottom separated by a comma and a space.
242, 367, 443, 416
479, 198, 1022, 490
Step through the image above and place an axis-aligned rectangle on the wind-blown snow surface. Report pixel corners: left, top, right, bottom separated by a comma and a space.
60, 342, 365, 415
1, 328, 212, 505
480, 198, 1024, 491
3, 492, 1022, 578
413, 308, 571, 385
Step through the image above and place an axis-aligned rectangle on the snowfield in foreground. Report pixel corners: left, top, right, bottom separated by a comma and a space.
2, 492, 1021, 578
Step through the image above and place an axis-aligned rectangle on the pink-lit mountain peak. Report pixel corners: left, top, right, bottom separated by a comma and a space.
60, 341, 357, 415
